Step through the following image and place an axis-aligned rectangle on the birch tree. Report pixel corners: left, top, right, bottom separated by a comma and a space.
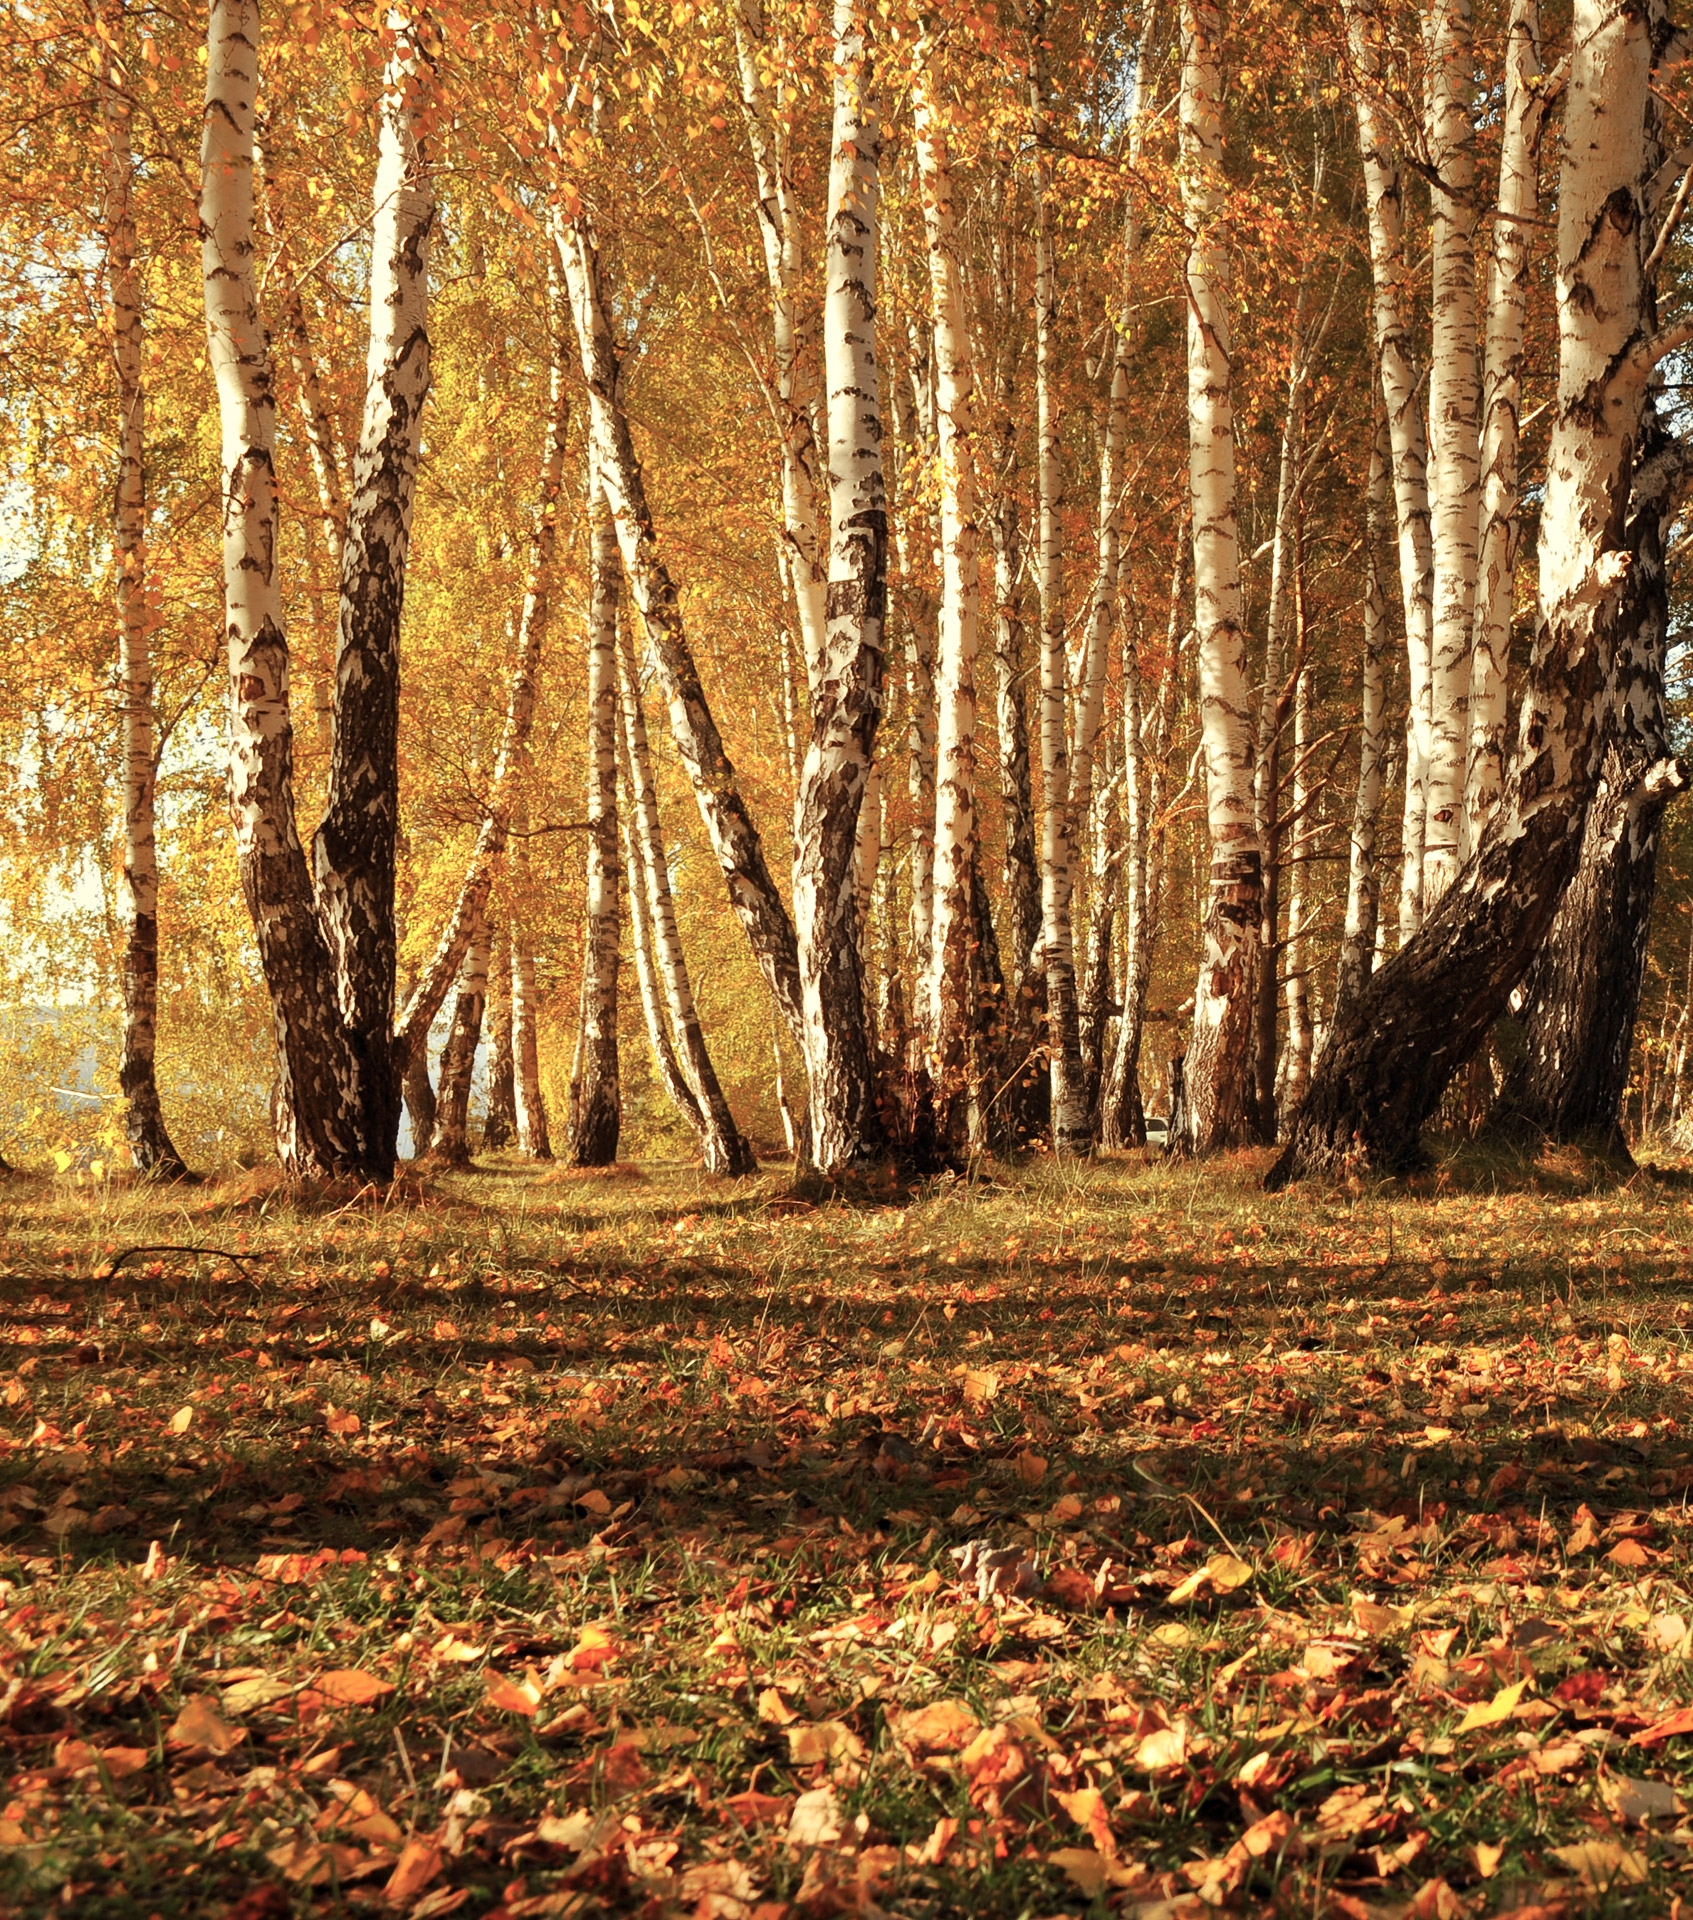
97, 0, 186, 1178
428, 909, 490, 1167
1272, 0, 1667, 1183
199, 0, 432, 1179
1177, 0, 1260, 1153
568, 477, 622, 1168
790, 0, 889, 1171
1419, 0, 1482, 908
509, 815, 552, 1161
914, 31, 980, 1133
1279, 665, 1316, 1119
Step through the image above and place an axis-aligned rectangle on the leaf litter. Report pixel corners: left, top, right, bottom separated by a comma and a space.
0, 1153, 1691, 1916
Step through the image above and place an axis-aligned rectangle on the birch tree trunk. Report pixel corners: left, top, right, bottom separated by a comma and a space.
1102, 534, 1186, 1149
1344, 0, 1434, 943
1279, 665, 1316, 1121
310, 15, 434, 1176
1271, 0, 1661, 1185
733, 0, 827, 689
1333, 404, 1392, 1030
1177, 0, 1261, 1154
1030, 6, 1087, 1150
395, 256, 568, 1068
791, 0, 888, 1172
617, 628, 757, 1175
569, 479, 623, 1168
98, 0, 186, 1179
201, 0, 373, 1179
430, 911, 489, 1167
914, 40, 980, 1136
1420, 0, 1483, 907
510, 816, 553, 1161
557, 198, 805, 1049
482, 927, 517, 1150
1464, 0, 1543, 852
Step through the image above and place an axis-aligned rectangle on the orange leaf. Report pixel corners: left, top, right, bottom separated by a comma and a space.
314, 1669, 394, 1707
168, 1696, 243, 1755
383, 1837, 443, 1905
486, 1672, 542, 1715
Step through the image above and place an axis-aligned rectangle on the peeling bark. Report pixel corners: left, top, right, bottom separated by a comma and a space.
430, 909, 489, 1167
510, 818, 553, 1161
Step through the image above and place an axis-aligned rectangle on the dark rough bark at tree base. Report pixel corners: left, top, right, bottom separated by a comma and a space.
427, 969, 486, 1168
401, 1042, 437, 1157
1493, 450, 1690, 1152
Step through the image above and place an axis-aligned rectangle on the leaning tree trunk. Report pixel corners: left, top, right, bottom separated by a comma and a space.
1177, 0, 1261, 1154
556, 195, 805, 1054
790, 0, 889, 1173
1344, 0, 1434, 943
98, 0, 186, 1179
1269, 0, 1661, 1186
1419, 0, 1482, 910
430, 912, 490, 1167
1464, 0, 1543, 853
1027, 9, 1087, 1151
915, 37, 981, 1146
616, 627, 756, 1175
569, 478, 623, 1169
1333, 403, 1393, 1031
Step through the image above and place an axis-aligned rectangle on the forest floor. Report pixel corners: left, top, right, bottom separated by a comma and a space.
1, 1143, 1692, 1920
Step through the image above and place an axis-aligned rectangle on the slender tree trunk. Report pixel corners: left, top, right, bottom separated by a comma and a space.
1028, 7, 1086, 1150
1178, 0, 1260, 1154
1270, 0, 1662, 1185
1077, 733, 1122, 1122
791, 0, 888, 1172
394, 255, 568, 1069
617, 737, 706, 1144
616, 627, 756, 1175
733, 0, 827, 687
430, 911, 489, 1167
401, 1023, 437, 1155
915, 41, 980, 1141
482, 928, 516, 1150
1420, 0, 1483, 907
556, 191, 805, 1051
1334, 403, 1393, 1030
98, 0, 186, 1179
510, 819, 553, 1161
894, 329, 939, 990
1345, 0, 1434, 943
1465, 0, 1543, 853
1102, 534, 1186, 1149
569, 479, 623, 1168
1280, 665, 1316, 1122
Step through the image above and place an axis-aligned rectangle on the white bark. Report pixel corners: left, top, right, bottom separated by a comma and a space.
1178, 0, 1261, 1153
510, 815, 552, 1160
791, 0, 888, 1171
1344, 0, 1434, 942
429, 906, 490, 1166
1465, 0, 1543, 853
914, 41, 981, 1102
733, 0, 828, 689
1420, 0, 1483, 906
1280, 666, 1316, 1120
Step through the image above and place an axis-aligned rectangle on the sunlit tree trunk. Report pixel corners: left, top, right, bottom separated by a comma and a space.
1465, 0, 1543, 853
394, 255, 568, 1071
893, 325, 939, 986
616, 628, 756, 1175
733, 0, 827, 688
1344, 0, 1434, 942
791, 0, 888, 1172
430, 909, 489, 1167
558, 196, 805, 1051
1177, 0, 1260, 1154
1333, 405, 1393, 1030
98, 0, 186, 1179
1420, 0, 1482, 907
1272, 0, 1661, 1184
1103, 533, 1186, 1149
569, 478, 623, 1168
1280, 664, 1316, 1122
510, 817, 552, 1161
914, 40, 980, 1136
482, 926, 516, 1150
